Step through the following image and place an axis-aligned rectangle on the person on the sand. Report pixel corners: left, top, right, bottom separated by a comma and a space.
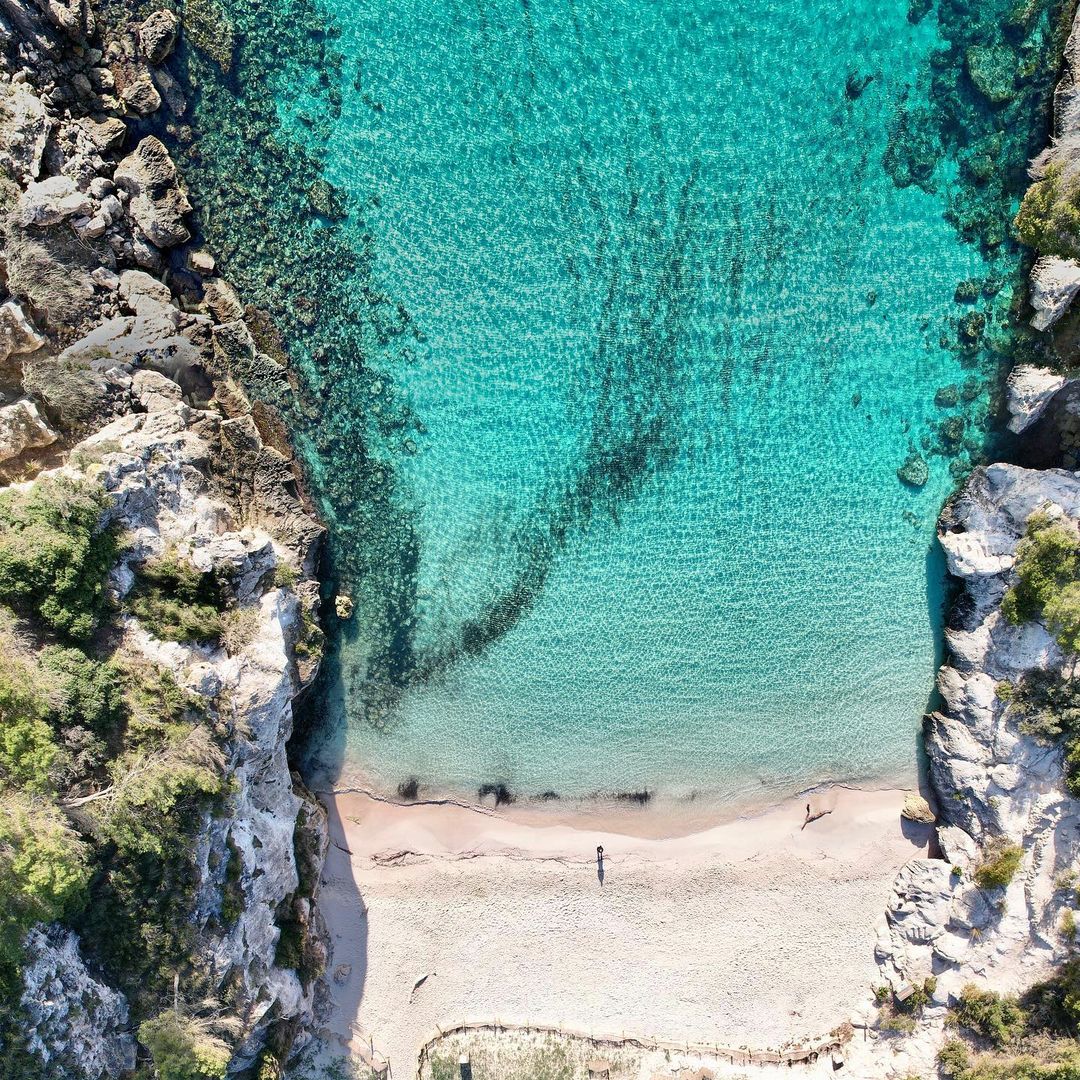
596, 844, 604, 863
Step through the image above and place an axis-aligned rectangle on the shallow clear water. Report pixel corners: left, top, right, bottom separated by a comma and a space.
175, 0, 1060, 803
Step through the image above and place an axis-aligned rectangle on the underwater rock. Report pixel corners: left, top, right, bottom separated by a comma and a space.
845, 71, 874, 100
1005, 364, 1068, 433
114, 135, 192, 248
965, 45, 1016, 105
138, 8, 179, 63
1029, 255, 1080, 330
958, 310, 985, 343
897, 451, 929, 487
935, 384, 960, 408
954, 279, 980, 303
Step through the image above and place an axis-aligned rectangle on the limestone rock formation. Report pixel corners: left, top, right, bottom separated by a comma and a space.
1029, 256, 1080, 330
0, 397, 56, 460
1005, 364, 1068, 434
19, 927, 137, 1079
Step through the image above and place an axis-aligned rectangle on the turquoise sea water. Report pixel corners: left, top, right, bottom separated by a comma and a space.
173, 0, 1064, 804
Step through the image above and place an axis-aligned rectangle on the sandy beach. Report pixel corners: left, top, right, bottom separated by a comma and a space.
314, 785, 930, 1074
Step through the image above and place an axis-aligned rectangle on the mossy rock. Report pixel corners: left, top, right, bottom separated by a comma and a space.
954, 279, 980, 303
966, 45, 1016, 105
935, 384, 960, 408
307, 177, 348, 220
182, 0, 235, 74
897, 451, 929, 488
959, 310, 986, 343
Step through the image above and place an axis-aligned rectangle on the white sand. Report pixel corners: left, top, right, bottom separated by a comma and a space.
316, 786, 929, 1074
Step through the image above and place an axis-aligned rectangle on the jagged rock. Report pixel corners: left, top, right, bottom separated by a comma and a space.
16, 173, 92, 227
886, 860, 956, 944
1005, 365, 1068, 433
902, 793, 935, 824
938, 824, 980, 871
138, 8, 178, 63
0, 398, 57, 461
119, 68, 161, 115
20, 927, 136, 1079
113, 135, 191, 248
203, 277, 244, 322
189, 248, 215, 275
334, 593, 354, 620
1029, 257, 1080, 331
0, 298, 45, 361
0, 80, 53, 183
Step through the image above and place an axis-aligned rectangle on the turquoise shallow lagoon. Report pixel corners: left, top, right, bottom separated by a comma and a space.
175, 0, 1064, 803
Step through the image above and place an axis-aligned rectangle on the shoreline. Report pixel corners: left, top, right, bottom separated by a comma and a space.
315, 782, 931, 1072
313, 772, 925, 842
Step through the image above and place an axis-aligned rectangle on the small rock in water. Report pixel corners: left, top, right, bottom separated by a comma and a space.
845, 71, 875, 100
851, 392, 862, 408
334, 593, 354, 620
934, 384, 959, 408
897, 451, 929, 488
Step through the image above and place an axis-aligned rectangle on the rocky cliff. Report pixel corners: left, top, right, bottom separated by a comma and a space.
852, 10, 1080, 1074
0, 0, 330, 1075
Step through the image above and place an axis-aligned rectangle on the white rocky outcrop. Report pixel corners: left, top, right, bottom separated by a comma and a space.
1005, 364, 1068, 433
0, 397, 56, 461
1029, 256, 1080, 331
863, 464, 1080, 1072
17, 173, 92, 227
19, 927, 137, 1079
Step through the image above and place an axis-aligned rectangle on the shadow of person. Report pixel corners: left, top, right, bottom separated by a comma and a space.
597, 858, 605, 887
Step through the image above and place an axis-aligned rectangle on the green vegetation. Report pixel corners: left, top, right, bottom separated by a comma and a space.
976, 839, 1025, 890
1002, 512, 1080, 651
939, 964, 1080, 1078
953, 985, 1030, 1046
126, 552, 228, 645
0, 793, 89, 983
138, 1012, 230, 1080
1015, 162, 1080, 261
876, 977, 938, 1034
0, 477, 119, 639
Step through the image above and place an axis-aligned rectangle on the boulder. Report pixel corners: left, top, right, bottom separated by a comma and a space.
0, 398, 58, 462
0, 299, 45, 361
902, 793, 935, 824
0, 81, 53, 183
138, 8, 179, 63
17, 174, 93, 227
1029, 256, 1080, 331
119, 69, 161, 115
113, 136, 191, 248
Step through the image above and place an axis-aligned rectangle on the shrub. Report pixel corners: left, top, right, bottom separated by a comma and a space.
1015, 161, 1080, 260
138, 1012, 230, 1080
1002, 513, 1080, 634
0, 477, 119, 639
953, 984, 1029, 1047
0, 792, 90, 978
940, 1038, 972, 1078
126, 553, 227, 645
39, 646, 124, 736
976, 840, 1024, 890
